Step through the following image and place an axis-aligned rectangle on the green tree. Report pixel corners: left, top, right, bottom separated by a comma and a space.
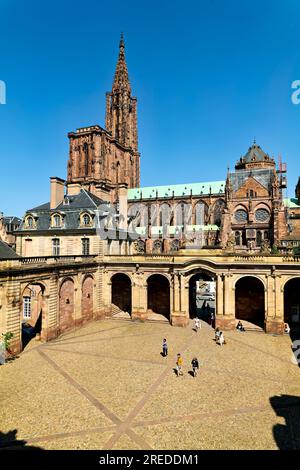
1, 332, 14, 351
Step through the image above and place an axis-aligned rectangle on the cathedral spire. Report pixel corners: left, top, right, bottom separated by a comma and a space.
112, 32, 131, 92
105, 34, 138, 153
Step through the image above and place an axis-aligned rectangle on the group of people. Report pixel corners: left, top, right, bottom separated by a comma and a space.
176, 353, 200, 378
162, 339, 199, 377
162, 319, 249, 377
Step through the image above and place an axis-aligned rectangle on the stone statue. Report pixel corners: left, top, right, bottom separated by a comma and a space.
260, 239, 271, 255
226, 232, 235, 251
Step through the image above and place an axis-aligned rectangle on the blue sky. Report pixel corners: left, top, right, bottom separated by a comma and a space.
0, 0, 300, 216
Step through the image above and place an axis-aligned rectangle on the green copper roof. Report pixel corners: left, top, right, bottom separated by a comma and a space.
128, 181, 226, 200
284, 198, 300, 208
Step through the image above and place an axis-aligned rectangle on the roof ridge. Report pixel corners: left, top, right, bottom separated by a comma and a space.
82, 188, 98, 208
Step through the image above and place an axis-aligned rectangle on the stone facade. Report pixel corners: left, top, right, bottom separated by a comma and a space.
2, 35, 300, 356
2, 252, 300, 354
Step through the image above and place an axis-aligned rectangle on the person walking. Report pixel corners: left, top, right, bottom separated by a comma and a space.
191, 357, 199, 377
162, 338, 168, 357
219, 331, 225, 346
194, 317, 201, 332
210, 311, 215, 328
176, 353, 183, 376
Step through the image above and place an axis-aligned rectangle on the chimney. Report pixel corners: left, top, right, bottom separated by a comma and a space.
67, 182, 82, 196
50, 177, 65, 209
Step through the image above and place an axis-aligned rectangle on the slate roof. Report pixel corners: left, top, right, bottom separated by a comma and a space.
19, 189, 109, 232
0, 240, 20, 259
229, 168, 274, 192
128, 181, 226, 200
4, 216, 22, 225
242, 143, 270, 163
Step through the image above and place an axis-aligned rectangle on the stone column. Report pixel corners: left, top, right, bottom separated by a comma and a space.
216, 273, 235, 330
46, 275, 59, 341
171, 272, 189, 327
216, 274, 224, 317
41, 293, 50, 342
103, 270, 112, 317
265, 273, 284, 334
74, 274, 82, 329
5, 280, 22, 354
131, 272, 148, 321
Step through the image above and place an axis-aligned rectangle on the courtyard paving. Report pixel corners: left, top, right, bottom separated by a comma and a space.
1, 318, 300, 450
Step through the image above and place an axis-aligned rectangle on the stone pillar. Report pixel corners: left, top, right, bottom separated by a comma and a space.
74, 275, 82, 329
171, 272, 189, 327
131, 272, 148, 321
216, 274, 224, 316
41, 293, 50, 342
103, 270, 112, 317
216, 273, 235, 330
5, 280, 22, 354
45, 275, 59, 341
265, 274, 284, 334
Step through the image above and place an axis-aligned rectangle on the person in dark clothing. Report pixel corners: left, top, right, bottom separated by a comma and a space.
236, 320, 245, 332
162, 338, 168, 357
191, 357, 199, 377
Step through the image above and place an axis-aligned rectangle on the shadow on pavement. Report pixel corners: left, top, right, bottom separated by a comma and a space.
0, 429, 44, 450
270, 395, 300, 450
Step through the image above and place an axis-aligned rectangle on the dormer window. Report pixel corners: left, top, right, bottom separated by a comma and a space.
24, 215, 36, 229
83, 214, 91, 226
54, 215, 61, 227
51, 213, 63, 228
80, 212, 93, 228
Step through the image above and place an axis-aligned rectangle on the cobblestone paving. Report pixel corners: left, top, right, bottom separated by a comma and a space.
1, 318, 300, 450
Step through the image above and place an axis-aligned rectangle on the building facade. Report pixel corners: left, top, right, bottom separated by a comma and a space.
1, 35, 300, 355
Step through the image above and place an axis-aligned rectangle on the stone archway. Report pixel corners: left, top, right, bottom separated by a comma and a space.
111, 273, 132, 315
21, 282, 46, 350
284, 278, 300, 329
188, 271, 216, 322
59, 278, 75, 334
235, 276, 265, 328
147, 274, 170, 319
81, 275, 94, 323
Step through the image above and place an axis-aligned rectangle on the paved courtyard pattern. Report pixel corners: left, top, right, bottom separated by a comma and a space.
1, 318, 300, 450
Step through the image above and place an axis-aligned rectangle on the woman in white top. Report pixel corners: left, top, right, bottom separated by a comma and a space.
194, 317, 201, 331
219, 331, 225, 346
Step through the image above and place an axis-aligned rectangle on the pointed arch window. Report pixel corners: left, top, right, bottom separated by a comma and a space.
235, 231, 241, 246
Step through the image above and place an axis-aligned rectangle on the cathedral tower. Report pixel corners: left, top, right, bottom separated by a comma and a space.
105, 33, 138, 152
67, 34, 140, 202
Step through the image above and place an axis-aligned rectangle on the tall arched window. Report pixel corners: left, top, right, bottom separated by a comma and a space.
83, 214, 91, 226
213, 200, 225, 226
54, 214, 61, 228
27, 216, 33, 228
256, 231, 262, 246
235, 231, 241, 246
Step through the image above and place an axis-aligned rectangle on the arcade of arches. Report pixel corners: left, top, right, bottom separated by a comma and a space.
4, 257, 300, 354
